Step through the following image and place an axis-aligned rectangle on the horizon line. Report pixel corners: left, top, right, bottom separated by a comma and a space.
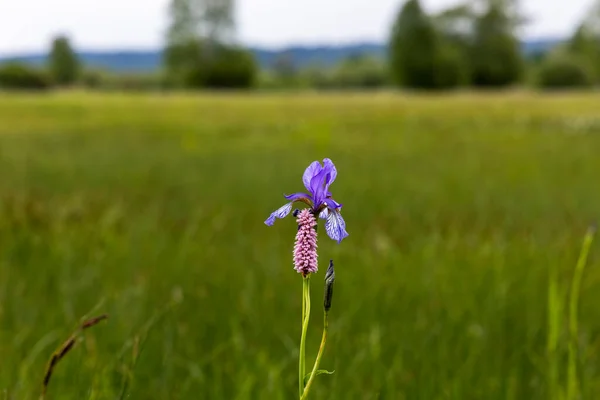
0, 35, 565, 59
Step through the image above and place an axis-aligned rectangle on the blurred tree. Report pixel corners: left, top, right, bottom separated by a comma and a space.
49, 35, 80, 86
164, 38, 203, 86
433, 3, 475, 46
164, 0, 203, 85
201, 0, 235, 44
434, 44, 469, 88
470, 1, 523, 87
166, 0, 234, 44
432, 3, 474, 86
471, 0, 527, 27
567, 2, 600, 82
389, 0, 440, 88
389, 0, 467, 89
569, 26, 595, 57
163, 0, 256, 88
166, 0, 199, 44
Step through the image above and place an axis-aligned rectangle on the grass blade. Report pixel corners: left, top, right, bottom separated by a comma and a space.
567, 226, 596, 400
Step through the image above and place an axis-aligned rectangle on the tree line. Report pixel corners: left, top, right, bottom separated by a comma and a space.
2, 0, 600, 91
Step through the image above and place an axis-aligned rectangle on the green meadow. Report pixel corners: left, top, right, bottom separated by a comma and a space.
2, 91, 600, 399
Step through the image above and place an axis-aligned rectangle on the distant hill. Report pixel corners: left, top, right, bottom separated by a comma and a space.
522, 38, 564, 55
0, 39, 562, 73
0, 51, 163, 73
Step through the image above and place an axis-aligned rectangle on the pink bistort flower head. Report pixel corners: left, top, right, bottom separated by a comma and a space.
293, 209, 318, 276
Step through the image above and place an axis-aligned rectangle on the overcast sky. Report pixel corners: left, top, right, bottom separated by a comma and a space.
0, 0, 594, 55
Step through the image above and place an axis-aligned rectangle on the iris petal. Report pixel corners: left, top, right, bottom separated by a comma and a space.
303, 161, 322, 192
325, 209, 349, 243
284, 192, 313, 204
319, 208, 329, 219
324, 198, 342, 210
322, 158, 337, 185
264, 203, 293, 226
309, 167, 330, 207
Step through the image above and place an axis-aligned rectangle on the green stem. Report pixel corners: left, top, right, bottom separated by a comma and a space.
547, 261, 561, 400
301, 313, 329, 400
301, 278, 306, 370
567, 227, 595, 400
299, 276, 311, 399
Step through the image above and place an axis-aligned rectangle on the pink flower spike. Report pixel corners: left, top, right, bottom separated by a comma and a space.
293, 209, 318, 276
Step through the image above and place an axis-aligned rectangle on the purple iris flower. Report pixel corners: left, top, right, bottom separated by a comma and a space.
265, 158, 349, 243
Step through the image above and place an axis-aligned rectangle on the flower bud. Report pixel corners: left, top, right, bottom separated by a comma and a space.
324, 259, 335, 312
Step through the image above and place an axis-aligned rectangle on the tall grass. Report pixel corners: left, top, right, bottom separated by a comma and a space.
567, 226, 595, 399
1, 92, 600, 398
547, 226, 596, 400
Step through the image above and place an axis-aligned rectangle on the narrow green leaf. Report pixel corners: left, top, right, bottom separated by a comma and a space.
304, 369, 335, 386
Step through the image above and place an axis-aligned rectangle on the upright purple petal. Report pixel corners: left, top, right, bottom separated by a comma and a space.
303, 161, 322, 192
265, 203, 293, 226
322, 158, 337, 185
309, 159, 339, 207
325, 210, 349, 243
309, 167, 330, 207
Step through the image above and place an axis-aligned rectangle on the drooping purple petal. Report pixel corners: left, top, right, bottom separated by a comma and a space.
324, 198, 342, 211
284, 192, 313, 203
322, 158, 337, 186
265, 202, 293, 226
303, 161, 322, 192
325, 209, 349, 243
319, 208, 329, 220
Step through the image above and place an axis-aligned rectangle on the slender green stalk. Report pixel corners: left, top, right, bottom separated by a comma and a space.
567, 226, 595, 400
547, 261, 561, 400
299, 276, 311, 399
301, 278, 306, 373
301, 313, 329, 400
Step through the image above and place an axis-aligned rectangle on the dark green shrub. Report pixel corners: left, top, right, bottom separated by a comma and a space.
81, 69, 105, 89
165, 40, 257, 89
103, 73, 164, 92
0, 63, 52, 90
536, 54, 595, 89
199, 45, 257, 89
333, 56, 388, 88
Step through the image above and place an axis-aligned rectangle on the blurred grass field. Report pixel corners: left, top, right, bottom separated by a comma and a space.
2, 91, 600, 399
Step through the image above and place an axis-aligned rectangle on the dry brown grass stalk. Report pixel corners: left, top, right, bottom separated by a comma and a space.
41, 314, 108, 399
